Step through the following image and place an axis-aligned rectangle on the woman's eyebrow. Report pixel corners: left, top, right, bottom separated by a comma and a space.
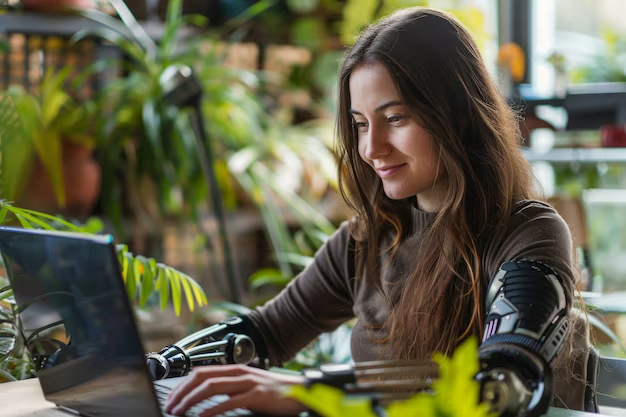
350, 100, 404, 115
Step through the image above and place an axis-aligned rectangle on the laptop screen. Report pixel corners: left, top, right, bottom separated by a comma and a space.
0, 227, 163, 417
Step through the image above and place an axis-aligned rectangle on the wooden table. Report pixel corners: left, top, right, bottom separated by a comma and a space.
0, 378, 623, 417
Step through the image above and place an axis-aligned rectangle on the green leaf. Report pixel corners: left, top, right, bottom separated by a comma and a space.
248, 268, 292, 290
0, 206, 8, 224
0, 287, 13, 301
209, 301, 251, 316
142, 99, 164, 162
189, 278, 207, 306
284, 253, 315, 268
287, 385, 377, 417
157, 264, 170, 311
124, 253, 137, 302
14, 213, 34, 229
430, 337, 493, 417
12, 211, 55, 230
119, 249, 129, 283
17, 208, 84, 232
138, 256, 154, 307
107, 0, 158, 58
168, 267, 182, 316
179, 271, 195, 312
161, 0, 183, 58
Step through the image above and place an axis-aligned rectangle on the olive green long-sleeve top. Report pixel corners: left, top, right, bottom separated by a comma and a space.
248, 200, 589, 410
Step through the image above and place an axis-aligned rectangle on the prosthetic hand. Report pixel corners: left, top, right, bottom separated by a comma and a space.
146, 316, 268, 380
477, 260, 570, 417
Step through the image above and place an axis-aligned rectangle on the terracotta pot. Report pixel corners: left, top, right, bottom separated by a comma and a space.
20, 0, 94, 12
18, 140, 101, 219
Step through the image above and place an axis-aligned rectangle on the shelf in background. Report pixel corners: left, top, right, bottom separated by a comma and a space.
523, 147, 626, 163
0, 10, 197, 39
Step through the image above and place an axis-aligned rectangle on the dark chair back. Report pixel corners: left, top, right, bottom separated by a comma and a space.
584, 346, 600, 413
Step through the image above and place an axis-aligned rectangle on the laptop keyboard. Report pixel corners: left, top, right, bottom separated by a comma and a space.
154, 382, 253, 417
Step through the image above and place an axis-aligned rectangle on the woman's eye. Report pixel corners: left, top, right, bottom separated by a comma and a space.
387, 115, 406, 124
353, 121, 369, 131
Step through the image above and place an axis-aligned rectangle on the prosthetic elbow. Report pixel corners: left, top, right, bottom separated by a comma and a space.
478, 260, 570, 417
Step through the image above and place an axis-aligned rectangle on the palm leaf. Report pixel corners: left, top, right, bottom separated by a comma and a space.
157, 263, 170, 311
168, 268, 182, 316
179, 273, 195, 313
138, 255, 154, 306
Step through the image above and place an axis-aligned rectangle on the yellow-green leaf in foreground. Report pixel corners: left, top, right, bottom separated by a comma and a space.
157, 263, 170, 311
137, 255, 153, 306
168, 267, 182, 316
287, 385, 377, 417
179, 272, 195, 312
431, 337, 492, 417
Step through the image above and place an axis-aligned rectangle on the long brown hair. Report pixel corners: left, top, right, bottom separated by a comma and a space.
336, 8, 536, 359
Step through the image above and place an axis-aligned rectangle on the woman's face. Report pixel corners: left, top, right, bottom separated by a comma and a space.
349, 62, 447, 212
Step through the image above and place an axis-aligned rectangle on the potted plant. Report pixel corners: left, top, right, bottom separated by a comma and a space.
69, 0, 224, 235
1, 66, 101, 218
69, 0, 346, 308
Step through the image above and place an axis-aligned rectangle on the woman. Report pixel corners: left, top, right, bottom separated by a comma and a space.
166, 7, 588, 416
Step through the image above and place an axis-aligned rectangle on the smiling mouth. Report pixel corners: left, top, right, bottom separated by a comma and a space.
376, 164, 406, 178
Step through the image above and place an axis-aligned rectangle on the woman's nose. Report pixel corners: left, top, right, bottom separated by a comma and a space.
363, 126, 391, 160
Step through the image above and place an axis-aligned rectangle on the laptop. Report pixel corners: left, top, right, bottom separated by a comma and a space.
0, 226, 253, 417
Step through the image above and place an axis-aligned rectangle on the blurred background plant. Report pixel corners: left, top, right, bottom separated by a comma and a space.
0, 67, 99, 218
571, 29, 626, 83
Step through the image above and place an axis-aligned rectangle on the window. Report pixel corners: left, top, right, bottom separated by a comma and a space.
530, 0, 626, 96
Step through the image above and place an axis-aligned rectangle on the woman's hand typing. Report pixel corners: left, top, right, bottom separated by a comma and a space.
164, 364, 308, 417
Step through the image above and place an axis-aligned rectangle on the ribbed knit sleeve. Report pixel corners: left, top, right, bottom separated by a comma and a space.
247, 223, 356, 366
482, 200, 577, 308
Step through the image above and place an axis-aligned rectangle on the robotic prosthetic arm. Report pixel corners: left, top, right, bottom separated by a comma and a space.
147, 260, 570, 417
302, 260, 571, 416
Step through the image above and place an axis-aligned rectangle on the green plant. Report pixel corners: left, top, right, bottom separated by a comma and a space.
571, 29, 626, 83
76, 0, 341, 300
0, 201, 208, 382
227, 114, 338, 284
340, 0, 488, 50
73, 0, 261, 233
1, 67, 96, 208
287, 337, 494, 417
0, 274, 31, 382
